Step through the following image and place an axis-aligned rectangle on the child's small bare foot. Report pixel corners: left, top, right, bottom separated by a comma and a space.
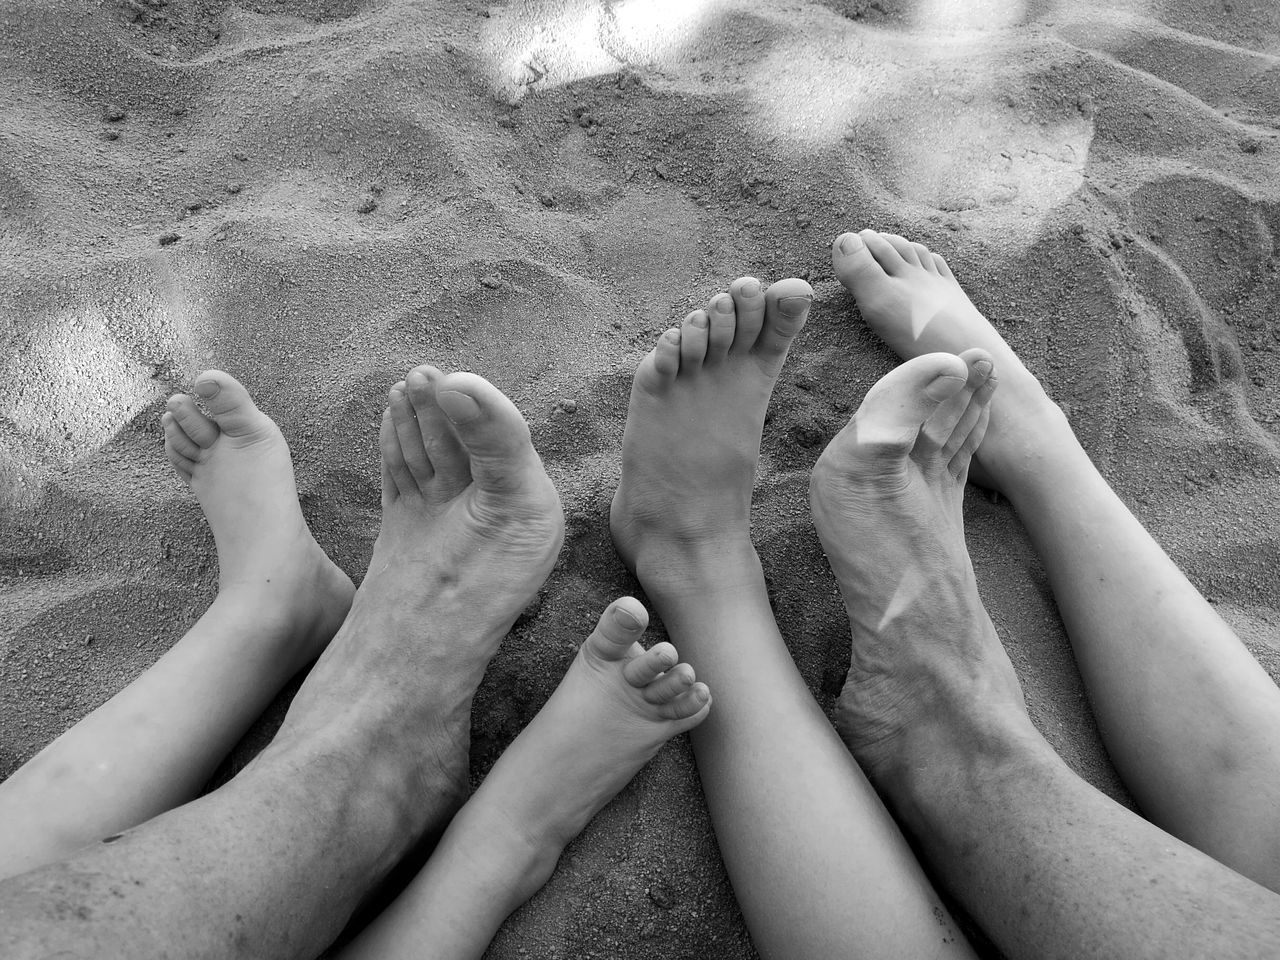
162, 370, 354, 666
810, 351, 1032, 789
489, 596, 710, 846
831, 230, 1069, 491
611, 276, 813, 587
332, 596, 709, 960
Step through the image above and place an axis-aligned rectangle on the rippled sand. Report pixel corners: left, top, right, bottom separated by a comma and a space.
3, 2, 1279, 956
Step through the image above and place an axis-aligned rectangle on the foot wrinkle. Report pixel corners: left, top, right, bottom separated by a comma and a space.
281, 368, 564, 816
811, 356, 1025, 790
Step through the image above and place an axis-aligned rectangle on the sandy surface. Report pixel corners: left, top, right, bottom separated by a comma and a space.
3, 0, 1280, 956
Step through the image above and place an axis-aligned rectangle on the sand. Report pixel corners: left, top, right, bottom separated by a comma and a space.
3, 0, 1280, 955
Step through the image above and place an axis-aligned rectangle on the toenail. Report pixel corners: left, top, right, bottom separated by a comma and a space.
193, 379, 220, 399
778, 295, 812, 318
739, 279, 761, 298
612, 606, 642, 630
838, 233, 864, 255
437, 390, 481, 423
714, 294, 734, 312
974, 359, 993, 376
689, 311, 709, 328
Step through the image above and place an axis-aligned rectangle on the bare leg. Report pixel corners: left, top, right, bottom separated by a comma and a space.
611, 280, 975, 960
340, 596, 710, 960
832, 228, 1280, 888
0, 372, 354, 880
0, 366, 564, 960
810, 355, 1280, 959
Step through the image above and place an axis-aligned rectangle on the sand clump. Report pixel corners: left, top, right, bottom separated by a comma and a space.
3, 1, 1280, 957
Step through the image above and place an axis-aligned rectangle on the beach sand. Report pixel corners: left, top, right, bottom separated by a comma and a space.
3, 0, 1280, 955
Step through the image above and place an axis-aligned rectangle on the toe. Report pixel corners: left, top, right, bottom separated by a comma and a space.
167, 455, 195, 483
161, 408, 205, 461
727, 277, 766, 356
950, 398, 992, 479
844, 353, 970, 456
645, 328, 682, 385
878, 233, 923, 268
641, 661, 697, 704
704, 292, 737, 362
755, 277, 813, 364
912, 242, 938, 273
165, 394, 218, 448
832, 231, 896, 295
434, 371, 540, 495
622, 641, 679, 686
192, 370, 273, 440
679, 310, 710, 371
932, 253, 955, 278
656, 682, 711, 722
162, 415, 197, 480
406, 366, 471, 498
946, 363, 997, 477
585, 597, 651, 663
917, 349, 995, 458
390, 382, 434, 487
380, 407, 416, 502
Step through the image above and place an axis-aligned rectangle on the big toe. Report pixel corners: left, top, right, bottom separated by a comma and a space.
836, 353, 970, 459
192, 370, 274, 440
831, 230, 895, 297
584, 596, 650, 663
754, 277, 813, 363
434, 372, 543, 495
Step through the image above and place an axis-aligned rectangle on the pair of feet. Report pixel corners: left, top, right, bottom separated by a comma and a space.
611, 229, 1058, 786
160, 359, 709, 841
158, 226, 1058, 855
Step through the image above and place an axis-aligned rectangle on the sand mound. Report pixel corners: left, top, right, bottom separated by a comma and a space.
3, 1, 1280, 956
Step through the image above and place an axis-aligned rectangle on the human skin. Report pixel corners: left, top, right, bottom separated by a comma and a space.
810, 229, 1280, 958
0, 365, 565, 960
338, 594, 710, 960
830, 228, 1280, 889
0, 374, 354, 881
611, 278, 976, 960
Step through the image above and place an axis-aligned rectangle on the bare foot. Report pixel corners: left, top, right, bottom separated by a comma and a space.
279, 365, 565, 810
809, 351, 1034, 788
831, 230, 1070, 491
491, 596, 711, 847
332, 596, 710, 960
611, 277, 813, 585
163, 370, 354, 666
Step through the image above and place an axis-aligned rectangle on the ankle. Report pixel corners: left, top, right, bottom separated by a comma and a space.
627, 535, 763, 600
874, 710, 1051, 835
978, 393, 1079, 492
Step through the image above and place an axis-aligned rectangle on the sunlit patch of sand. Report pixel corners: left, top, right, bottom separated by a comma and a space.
479, 0, 1095, 246
480, 0, 722, 100
0, 307, 162, 461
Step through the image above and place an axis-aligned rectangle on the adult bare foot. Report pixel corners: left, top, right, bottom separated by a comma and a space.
831, 230, 1070, 492
809, 351, 1036, 789
279, 365, 565, 809
611, 276, 813, 586
163, 370, 354, 667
